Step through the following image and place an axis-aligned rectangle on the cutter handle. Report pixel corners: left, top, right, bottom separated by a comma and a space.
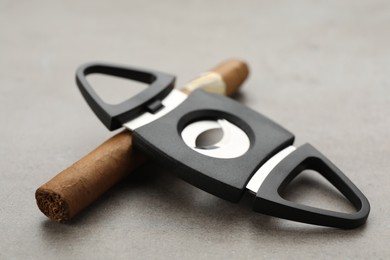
36, 59, 249, 222
76, 63, 175, 130
254, 144, 370, 229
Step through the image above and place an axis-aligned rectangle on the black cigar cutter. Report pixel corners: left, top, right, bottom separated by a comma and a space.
76, 62, 370, 229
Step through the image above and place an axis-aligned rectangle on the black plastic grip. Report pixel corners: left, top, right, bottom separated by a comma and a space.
133, 90, 294, 202
253, 143, 370, 229
76, 62, 175, 130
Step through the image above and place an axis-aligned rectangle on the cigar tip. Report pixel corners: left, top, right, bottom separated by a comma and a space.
211, 59, 250, 96
35, 188, 69, 223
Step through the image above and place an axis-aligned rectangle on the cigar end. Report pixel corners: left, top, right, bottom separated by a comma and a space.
35, 188, 70, 223
181, 59, 250, 97
211, 59, 250, 96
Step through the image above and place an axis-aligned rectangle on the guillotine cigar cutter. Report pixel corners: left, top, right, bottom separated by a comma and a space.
77, 62, 370, 229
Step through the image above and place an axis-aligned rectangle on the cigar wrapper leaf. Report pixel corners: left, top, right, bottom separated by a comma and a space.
36, 59, 249, 222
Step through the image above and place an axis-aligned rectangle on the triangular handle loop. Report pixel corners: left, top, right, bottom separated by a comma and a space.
76, 62, 175, 130
254, 143, 370, 229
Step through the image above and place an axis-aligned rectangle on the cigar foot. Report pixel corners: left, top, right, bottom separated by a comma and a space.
36, 188, 69, 223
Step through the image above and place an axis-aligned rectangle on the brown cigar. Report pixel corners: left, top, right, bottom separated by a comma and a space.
35, 59, 249, 222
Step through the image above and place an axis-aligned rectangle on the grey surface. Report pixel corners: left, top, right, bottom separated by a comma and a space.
1, 0, 389, 259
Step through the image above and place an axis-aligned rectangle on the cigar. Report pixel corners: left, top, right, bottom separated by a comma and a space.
35, 59, 250, 222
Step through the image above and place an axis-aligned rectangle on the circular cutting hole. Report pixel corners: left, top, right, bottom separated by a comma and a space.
195, 127, 224, 149
181, 119, 250, 159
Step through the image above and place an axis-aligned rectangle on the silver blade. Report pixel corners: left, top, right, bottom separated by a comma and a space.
246, 146, 296, 194
124, 89, 187, 131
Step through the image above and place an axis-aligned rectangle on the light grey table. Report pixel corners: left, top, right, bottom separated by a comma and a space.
1, 1, 389, 259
